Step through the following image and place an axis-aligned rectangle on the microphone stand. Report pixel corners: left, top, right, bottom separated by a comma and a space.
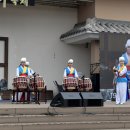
79, 75, 85, 106
33, 73, 40, 104
81, 75, 85, 92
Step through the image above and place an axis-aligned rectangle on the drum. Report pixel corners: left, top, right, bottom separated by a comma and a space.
78, 78, 92, 91
12, 77, 17, 90
12, 76, 28, 90
63, 77, 78, 91
29, 76, 44, 90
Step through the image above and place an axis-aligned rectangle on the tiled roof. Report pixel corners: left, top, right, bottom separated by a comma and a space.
60, 18, 130, 40
36, 0, 94, 8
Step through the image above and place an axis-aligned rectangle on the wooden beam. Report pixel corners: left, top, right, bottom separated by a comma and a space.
0, 63, 5, 67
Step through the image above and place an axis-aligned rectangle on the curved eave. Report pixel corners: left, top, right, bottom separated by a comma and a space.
60, 32, 99, 44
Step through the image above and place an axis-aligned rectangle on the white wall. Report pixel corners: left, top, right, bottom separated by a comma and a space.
0, 5, 90, 94
95, 0, 130, 21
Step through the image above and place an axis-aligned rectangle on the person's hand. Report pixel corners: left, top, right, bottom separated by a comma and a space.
113, 82, 116, 86
78, 77, 81, 80
113, 66, 117, 72
113, 66, 116, 70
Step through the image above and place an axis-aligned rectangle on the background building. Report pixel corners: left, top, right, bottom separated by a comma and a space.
0, 0, 130, 95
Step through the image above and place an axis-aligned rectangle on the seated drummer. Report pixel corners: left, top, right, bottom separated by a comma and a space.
16, 57, 31, 77
64, 59, 79, 79
16, 57, 31, 101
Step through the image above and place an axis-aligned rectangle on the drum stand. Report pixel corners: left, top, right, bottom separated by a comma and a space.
33, 73, 40, 104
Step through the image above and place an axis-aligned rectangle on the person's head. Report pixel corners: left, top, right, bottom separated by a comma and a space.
68, 59, 73, 68
20, 57, 26, 66
119, 57, 125, 66
125, 39, 130, 54
25, 61, 29, 67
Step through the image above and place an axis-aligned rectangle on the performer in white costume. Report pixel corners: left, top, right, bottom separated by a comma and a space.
113, 57, 127, 104
16, 58, 31, 101
63, 59, 79, 78
121, 39, 130, 100
122, 39, 130, 77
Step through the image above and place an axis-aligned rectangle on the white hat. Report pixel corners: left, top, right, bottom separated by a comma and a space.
119, 57, 125, 62
68, 59, 73, 64
26, 61, 29, 66
125, 39, 130, 48
21, 57, 26, 62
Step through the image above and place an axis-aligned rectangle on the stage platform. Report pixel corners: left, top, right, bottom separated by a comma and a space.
0, 100, 130, 108
0, 100, 130, 107
0, 100, 130, 130
0, 100, 130, 114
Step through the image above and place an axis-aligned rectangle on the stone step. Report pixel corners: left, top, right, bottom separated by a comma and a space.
0, 114, 130, 124
0, 103, 130, 130
1, 106, 130, 115
0, 121, 130, 130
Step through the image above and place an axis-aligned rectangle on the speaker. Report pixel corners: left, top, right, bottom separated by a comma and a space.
80, 92, 103, 106
28, 0, 35, 6
50, 92, 82, 107
91, 74, 100, 92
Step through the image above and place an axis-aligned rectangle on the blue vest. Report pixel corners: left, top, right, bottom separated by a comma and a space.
116, 65, 127, 83
65, 67, 75, 77
18, 65, 28, 75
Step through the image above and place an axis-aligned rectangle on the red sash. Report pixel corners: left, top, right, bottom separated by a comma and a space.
126, 65, 130, 71
67, 74, 74, 77
118, 73, 126, 78
20, 74, 27, 77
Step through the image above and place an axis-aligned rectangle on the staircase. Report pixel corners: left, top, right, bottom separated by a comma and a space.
0, 102, 130, 130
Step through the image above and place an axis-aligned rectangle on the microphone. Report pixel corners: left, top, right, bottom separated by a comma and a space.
81, 75, 85, 79
32, 72, 36, 76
